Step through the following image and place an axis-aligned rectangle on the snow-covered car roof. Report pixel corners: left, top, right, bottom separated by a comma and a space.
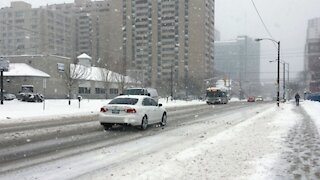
113, 95, 151, 100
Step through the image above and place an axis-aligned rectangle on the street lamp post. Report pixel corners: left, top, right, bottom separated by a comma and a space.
255, 38, 280, 107
283, 62, 289, 100
269, 60, 289, 102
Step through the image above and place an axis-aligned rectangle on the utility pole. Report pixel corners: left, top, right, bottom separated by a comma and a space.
255, 38, 280, 107
277, 41, 280, 107
170, 64, 173, 98
287, 63, 290, 99
0, 58, 9, 105
283, 61, 286, 102
0, 70, 3, 105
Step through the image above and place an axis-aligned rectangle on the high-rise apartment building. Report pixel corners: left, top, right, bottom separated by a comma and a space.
1, 0, 215, 96
215, 29, 221, 41
46, 0, 123, 70
122, 0, 215, 95
305, 17, 320, 92
0, 1, 73, 57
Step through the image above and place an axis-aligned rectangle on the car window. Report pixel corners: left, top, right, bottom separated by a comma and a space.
109, 98, 138, 105
142, 98, 152, 106
149, 98, 158, 106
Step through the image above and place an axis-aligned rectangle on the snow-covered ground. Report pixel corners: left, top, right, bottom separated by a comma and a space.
301, 100, 320, 129
0, 98, 206, 123
1, 100, 320, 179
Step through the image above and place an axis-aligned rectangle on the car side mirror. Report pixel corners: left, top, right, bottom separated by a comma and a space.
158, 103, 162, 107
147, 93, 151, 96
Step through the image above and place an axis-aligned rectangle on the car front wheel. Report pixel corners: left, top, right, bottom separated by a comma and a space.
160, 113, 167, 126
141, 116, 148, 130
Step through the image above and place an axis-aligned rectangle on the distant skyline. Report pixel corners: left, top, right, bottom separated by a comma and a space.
216, 0, 320, 81
1, 0, 320, 82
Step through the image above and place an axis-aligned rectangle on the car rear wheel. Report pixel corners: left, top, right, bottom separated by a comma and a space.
101, 123, 113, 130
160, 113, 167, 126
141, 116, 148, 130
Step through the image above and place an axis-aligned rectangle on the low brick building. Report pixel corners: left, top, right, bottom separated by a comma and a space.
3, 55, 71, 98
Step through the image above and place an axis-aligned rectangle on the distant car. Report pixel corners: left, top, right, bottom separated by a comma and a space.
23, 93, 44, 102
99, 95, 167, 130
3, 93, 16, 100
306, 93, 320, 102
122, 88, 159, 103
255, 96, 264, 101
247, 96, 255, 102
17, 92, 29, 101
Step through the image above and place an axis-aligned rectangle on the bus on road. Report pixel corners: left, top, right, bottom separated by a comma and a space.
206, 87, 229, 104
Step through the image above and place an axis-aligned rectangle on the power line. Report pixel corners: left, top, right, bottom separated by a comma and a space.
250, 0, 274, 40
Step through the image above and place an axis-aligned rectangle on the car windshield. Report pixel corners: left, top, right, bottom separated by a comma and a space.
206, 91, 226, 97
108, 98, 138, 105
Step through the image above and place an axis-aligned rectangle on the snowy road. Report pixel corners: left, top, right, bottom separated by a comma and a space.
1, 101, 320, 179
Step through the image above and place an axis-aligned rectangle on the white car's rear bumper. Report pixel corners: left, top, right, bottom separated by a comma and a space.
99, 113, 141, 126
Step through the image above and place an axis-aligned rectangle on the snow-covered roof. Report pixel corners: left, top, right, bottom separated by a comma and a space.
70, 64, 139, 84
77, 53, 92, 60
1, 54, 70, 60
3, 63, 50, 78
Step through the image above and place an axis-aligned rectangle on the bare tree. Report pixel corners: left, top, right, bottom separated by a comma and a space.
64, 63, 90, 105
111, 57, 128, 94
111, 71, 126, 94
126, 69, 144, 87
98, 67, 111, 98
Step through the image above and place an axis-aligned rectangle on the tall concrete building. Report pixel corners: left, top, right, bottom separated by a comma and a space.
305, 17, 320, 92
46, 0, 123, 71
215, 36, 260, 96
0, 1, 73, 57
1, 0, 215, 97
215, 29, 221, 41
122, 0, 215, 95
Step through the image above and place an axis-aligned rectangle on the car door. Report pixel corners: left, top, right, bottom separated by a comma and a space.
142, 98, 155, 123
149, 98, 162, 123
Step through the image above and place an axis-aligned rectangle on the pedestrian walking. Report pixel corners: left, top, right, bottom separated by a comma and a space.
295, 92, 300, 106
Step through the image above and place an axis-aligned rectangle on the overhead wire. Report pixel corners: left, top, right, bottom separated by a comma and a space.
250, 0, 274, 40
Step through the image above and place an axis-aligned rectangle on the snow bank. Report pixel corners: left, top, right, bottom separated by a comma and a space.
301, 100, 320, 131
0, 98, 205, 123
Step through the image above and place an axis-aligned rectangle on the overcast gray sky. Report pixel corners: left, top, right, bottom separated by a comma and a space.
216, 0, 320, 81
1, 0, 319, 81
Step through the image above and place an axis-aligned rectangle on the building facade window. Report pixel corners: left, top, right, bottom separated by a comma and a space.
79, 87, 91, 94
109, 88, 119, 95
95, 88, 106, 94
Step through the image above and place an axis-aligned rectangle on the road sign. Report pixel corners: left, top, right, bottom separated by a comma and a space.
0, 58, 9, 72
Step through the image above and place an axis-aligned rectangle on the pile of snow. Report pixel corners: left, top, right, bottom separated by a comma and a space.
301, 100, 320, 130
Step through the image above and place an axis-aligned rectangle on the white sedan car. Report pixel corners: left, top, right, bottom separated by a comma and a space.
99, 95, 167, 130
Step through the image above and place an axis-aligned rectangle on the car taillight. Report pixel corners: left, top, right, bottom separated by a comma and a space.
100, 106, 108, 112
126, 108, 136, 113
